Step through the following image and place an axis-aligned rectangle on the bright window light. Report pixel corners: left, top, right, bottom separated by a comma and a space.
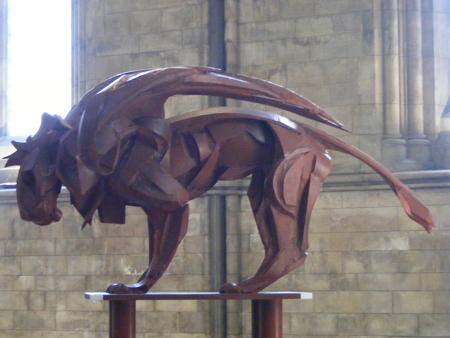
7, 0, 71, 136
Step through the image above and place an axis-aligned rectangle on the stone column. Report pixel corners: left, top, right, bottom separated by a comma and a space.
0, 0, 7, 136
71, 0, 87, 104
381, 0, 410, 169
405, 0, 432, 168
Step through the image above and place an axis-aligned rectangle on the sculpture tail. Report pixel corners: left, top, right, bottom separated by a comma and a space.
301, 124, 435, 232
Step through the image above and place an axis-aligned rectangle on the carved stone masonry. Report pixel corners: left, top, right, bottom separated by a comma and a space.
5, 67, 434, 294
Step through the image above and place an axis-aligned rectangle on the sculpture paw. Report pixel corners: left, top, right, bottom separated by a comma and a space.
106, 281, 149, 294
220, 283, 244, 294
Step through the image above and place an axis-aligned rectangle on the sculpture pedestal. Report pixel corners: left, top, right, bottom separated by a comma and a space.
84, 291, 312, 338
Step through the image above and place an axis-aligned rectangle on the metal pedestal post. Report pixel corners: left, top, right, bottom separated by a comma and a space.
252, 299, 283, 338
85, 291, 310, 338
109, 300, 136, 338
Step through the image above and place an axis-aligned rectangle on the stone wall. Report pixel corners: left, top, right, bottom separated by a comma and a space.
228, 177, 450, 337
0, 191, 210, 337
75, 0, 209, 117
1, 0, 449, 337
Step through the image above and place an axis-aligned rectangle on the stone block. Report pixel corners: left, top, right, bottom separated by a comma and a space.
341, 190, 377, 208
320, 58, 358, 84
289, 273, 332, 291
139, 31, 182, 52
0, 257, 21, 275
328, 273, 359, 290
0, 222, 13, 239
366, 314, 418, 336
336, 314, 366, 335
309, 232, 353, 251
393, 291, 434, 313
439, 205, 450, 228
104, 12, 130, 35
130, 10, 162, 34
315, 291, 392, 313
181, 275, 209, 292
137, 311, 177, 332
408, 230, 450, 250
35, 277, 55, 291
184, 235, 207, 253
356, 273, 420, 291
161, 6, 195, 30
314, 191, 343, 209
314, 0, 372, 15
0, 276, 13, 290
433, 291, 450, 313
0, 291, 27, 310
304, 251, 342, 273
178, 312, 209, 333
85, 54, 136, 82
28, 291, 45, 311
151, 275, 184, 292
5, 239, 54, 256
419, 314, 450, 336
0, 311, 14, 329
13, 276, 35, 291
55, 311, 108, 331
290, 313, 337, 335
279, 0, 315, 19
182, 28, 203, 47
104, 237, 145, 254
311, 206, 398, 235
94, 35, 140, 56
44, 291, 65, 311
106, 254, 147, 275
398, 251, 442, 273
332, 12, 364, 33
283, 296, 315, 313
105, 0, 131, 13
67, 255, 108, 275
64, 291, 103, 311
166, 255, 185, 275
183, 253, 205, 275
421, 273, 450, 290
13, 311, 55, 330
155, 300, 198, 312
250, 0, 281, 22
286, 62, 324, 86
55, 238, 95, 255
351, 231, 409, 251
240, 21, 296, 43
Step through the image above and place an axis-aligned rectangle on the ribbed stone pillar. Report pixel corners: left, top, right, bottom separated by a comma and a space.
0, 0, 7, 136
381, 0, 410, 169
405, 0, 432, 168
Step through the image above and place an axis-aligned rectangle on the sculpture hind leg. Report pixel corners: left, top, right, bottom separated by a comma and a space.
107, 205, 189, 294
221, 150, 331, 293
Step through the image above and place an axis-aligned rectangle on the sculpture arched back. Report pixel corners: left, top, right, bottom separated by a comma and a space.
74, 67, 346, 175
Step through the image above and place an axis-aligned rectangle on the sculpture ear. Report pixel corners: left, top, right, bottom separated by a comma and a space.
4, 141, 31, 167
39, 113, 71, 135
4, 151, 24, 167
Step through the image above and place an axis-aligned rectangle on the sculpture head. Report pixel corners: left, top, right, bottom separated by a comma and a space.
5, 113, 70, 225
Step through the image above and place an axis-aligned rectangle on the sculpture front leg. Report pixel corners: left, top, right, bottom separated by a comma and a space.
107, 206, 189, 294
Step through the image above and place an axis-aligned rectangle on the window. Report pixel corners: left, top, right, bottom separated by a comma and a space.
6, 0, 72, 136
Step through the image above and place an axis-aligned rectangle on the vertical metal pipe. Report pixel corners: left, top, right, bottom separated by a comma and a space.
208, 0, 226, 108
109, 300, 136, 338
208, 195, 227, 338
207, 0, 227, 337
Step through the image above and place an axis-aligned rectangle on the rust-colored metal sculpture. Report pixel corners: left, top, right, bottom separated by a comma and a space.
5, 66, 434, 294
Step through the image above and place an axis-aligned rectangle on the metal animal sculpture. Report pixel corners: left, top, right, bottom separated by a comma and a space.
5, 67, 434, 294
